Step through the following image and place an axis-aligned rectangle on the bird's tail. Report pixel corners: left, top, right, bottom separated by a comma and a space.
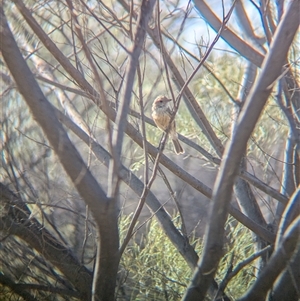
172, 138, 184, 155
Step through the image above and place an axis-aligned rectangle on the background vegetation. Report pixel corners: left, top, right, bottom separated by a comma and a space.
0, 0, 299, 300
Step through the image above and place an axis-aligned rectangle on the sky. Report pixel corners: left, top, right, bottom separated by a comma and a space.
182, 0, 262, 54
167, 0, 291, 58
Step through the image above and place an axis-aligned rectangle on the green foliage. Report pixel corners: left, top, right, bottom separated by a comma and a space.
2, 214, 263, 301
118, 215, 194, 300
217, 218, 258, 299
118, 214, 258, 301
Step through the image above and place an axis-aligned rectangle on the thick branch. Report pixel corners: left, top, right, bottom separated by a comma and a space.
0, 6, 119, 301
271, 187, 300, 300
193, 0, 264, 67
238, 217, 300, 301
36, 72, 288, 205
0, 273, 39, 301
276, 187, 300, 247
0, 183, 92, 300
108, 0, 156, 197
270, 245, 300, 301
182, 1, 300, 299
9, 0, 276, 243
53, 107, 199, 269
0, 274, 80, 300
117, 0, 224, 157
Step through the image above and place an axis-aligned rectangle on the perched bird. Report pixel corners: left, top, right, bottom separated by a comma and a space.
151, 95, 184, 155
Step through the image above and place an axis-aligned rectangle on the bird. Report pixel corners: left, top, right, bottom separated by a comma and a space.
151, 95, 184, 155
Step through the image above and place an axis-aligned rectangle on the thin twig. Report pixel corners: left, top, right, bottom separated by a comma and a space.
154, 159, 188, 238
214, 245, 273, 299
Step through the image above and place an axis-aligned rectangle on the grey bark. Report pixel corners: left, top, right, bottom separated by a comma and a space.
0, 273, 39, 301
193, 0, 264, 67
275, 130, 297, 224
0, 183, 92, 300
108, 0, 156, 197
0, 7, 119, 301
54, 107, 199, 269
270, 244, 300, 301
7, 0, 279, 244
182, 1, 300, 299
271, 187, 300, 301
117, 0, 224, 157
238, 217, 300, 301
240, 188, 300, 300
233, 62, 268, 274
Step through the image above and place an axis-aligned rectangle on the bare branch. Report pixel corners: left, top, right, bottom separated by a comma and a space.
234, 0, 266, 52
0, 273, 39, 301
36, 68, 289, 206
276, 187, 300, 247
182, 1, 300, 299
108, 0, 156, 198
8, 0, 277, 260
118, 0, 225, 157
54, 101, 231, 301
270, 245, 300, 301
193, 0, 265, 67
53, 106, 199, 268
0, 183, 92, 300
0, 274, 81, 299
238, 216, 300, 301
0, 6, 119, 301
215, 244, 273, 299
